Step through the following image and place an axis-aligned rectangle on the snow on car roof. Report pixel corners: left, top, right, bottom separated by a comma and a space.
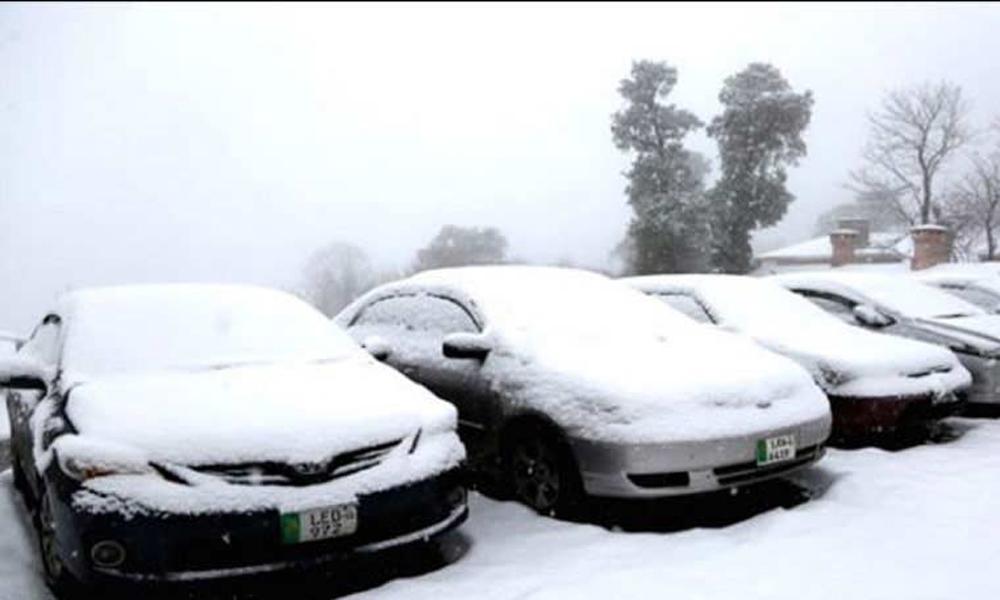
914, 263, 1000, 287
771, 271, 984, 320
402, 265, 702, 335
58, 284, 360, 379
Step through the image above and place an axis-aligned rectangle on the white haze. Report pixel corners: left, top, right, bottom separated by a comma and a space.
2, 2, 1000, 332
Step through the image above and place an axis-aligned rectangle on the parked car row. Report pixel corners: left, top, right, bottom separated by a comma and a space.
1, 265, 997, 597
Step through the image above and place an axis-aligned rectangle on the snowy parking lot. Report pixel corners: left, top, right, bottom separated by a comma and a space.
2, 418, 999, 600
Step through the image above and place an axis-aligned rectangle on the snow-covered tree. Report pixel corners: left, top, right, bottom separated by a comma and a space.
299, 241, 379, 316
850, 81, 971, 225
813, 188, 909, 236
413, 225, 508, 272
707, 63, 813, 274
611, 60, 710, 274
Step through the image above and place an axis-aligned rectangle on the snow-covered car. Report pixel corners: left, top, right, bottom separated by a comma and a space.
913, 270, 1000, 314
772, 271, 1000, 408
335, 266, 832, 516
0, 285, 467, 595
623, 275, 970, 438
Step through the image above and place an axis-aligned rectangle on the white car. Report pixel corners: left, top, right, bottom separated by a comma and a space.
623, 274, 970, 439
913, 269, 1000, 314
336, 266, 832, 516
0, 284, 467, 593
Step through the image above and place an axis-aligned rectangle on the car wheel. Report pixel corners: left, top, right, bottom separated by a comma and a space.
505, 424, 583, 518
37, 491, 81, 599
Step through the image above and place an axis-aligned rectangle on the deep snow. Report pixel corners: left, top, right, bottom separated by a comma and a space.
3, 419, 1000, 599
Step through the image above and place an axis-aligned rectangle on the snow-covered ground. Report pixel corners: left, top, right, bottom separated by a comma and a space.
3, 419, 1000, 600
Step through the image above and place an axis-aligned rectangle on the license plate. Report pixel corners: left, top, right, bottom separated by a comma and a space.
280, 504, 358, 544
756, 434, 796, 466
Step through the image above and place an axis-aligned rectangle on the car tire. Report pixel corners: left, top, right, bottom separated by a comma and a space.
504, 422, 584, 518
36, 490, 83, 600
12, 456, 27, 494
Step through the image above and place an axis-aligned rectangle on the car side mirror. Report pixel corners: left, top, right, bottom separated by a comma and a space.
853, 304, 893, 328
361, 335, 392, 362
0, 355, 52, 392
442, 332, 491, 361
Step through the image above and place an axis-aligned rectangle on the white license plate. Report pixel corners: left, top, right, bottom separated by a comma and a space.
756, 434, 796, 466
280, 504, 358, 544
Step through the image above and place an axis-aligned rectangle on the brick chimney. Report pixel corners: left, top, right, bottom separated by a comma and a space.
910, 225, 952, 270
837, 218, 870, 248
830, 229, 859, 267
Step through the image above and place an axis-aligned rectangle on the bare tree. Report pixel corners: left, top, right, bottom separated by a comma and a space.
412, 225, 508, 272
850, 81, 971, 225
947, 152, 1000, 260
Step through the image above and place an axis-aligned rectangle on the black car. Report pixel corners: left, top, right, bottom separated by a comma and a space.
1, 284, 467, 597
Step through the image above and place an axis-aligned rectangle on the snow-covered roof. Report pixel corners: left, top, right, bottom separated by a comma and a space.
757, 231, 910, 262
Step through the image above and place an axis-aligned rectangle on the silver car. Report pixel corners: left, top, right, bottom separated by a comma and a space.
772, 271, 1000, 408
335, 266, 832, 516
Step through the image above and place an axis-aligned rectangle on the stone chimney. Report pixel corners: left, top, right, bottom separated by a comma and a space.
910, 225, 952, 270
830, 229, 859, 267
837, 218, 870, 248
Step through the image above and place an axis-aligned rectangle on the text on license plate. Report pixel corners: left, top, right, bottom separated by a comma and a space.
756, 434, 796, 466
281, 504, 358, 544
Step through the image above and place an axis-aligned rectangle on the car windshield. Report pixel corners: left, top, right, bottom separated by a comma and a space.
841, 276, 984, 320
60, 285, 360, 378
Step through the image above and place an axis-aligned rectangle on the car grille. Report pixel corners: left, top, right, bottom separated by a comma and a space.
712, 444, 822, 486
192, 439, 403, 486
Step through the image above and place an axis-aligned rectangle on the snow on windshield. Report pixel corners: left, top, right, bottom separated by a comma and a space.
60, 284, 359, 378
683, 276, 848, 333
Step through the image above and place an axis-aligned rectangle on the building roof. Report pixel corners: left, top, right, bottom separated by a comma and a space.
757, 231, 910, 263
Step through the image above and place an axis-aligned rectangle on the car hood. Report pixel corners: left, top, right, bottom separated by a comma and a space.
484, 327, 831, 444
746, 322, 969, 398
64, 357, 457, 467
918, 315, 1000, 356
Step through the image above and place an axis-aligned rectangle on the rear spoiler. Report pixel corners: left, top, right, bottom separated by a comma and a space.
0, 330, 26, 350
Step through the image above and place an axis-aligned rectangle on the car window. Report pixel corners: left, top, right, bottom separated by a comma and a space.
940, 285, 999, 311
795, 291, 856, 324
654, 293, 714, 324
353, 295, 479, 334
19, 315, 62, 366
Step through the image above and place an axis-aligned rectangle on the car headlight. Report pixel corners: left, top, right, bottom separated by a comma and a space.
52, 435, 153, 481
57, 451, 153, 481
816, 363, 848, 388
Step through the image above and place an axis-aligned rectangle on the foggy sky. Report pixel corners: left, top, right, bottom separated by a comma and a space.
2, 2, 1000, 332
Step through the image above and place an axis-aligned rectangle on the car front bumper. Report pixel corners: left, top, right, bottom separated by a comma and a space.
956, 352, 1000, 406
828, 392, 966, 438
52, 468, 468, 584
566, 416, 830, 498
